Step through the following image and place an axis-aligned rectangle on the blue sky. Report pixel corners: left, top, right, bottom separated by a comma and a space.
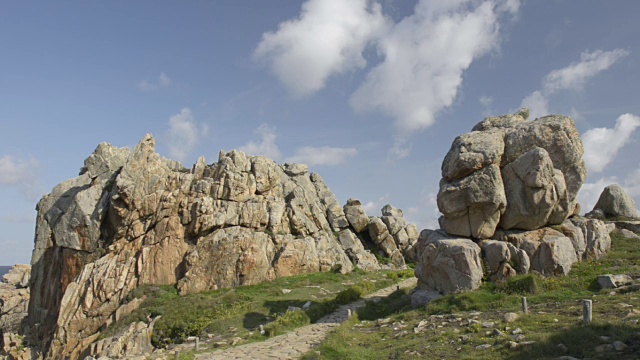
2, 0, 639, 265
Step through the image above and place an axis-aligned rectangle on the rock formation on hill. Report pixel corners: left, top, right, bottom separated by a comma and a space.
437, 110, 586, 239
415, 111, 613, 297
16, 135, 416, 359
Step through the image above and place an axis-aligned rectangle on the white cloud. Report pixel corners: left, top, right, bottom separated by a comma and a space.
543, 49, 629, 93
351, 0, 516, 133
254, 0, 389, 97
582, 113, 640, 173
521, 49, 629, 119
165, 108, 207, 163
285, 146, 357, 166
239, 124, 282, 160
137, 72, 172, 92
0, 155, 42, 201
520, 90, 549, 120
362, 194, 391, 215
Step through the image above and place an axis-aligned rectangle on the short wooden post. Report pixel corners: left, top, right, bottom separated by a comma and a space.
195, 337, 200, 351
521, 297, 528, 314
583, 299, 592, 324
347, 309, 352, 318
174, 351, 180, 360
396, 285, 400, 291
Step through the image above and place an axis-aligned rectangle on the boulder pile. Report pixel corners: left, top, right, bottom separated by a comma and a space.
19, 135, 417, 359
415, 111, 614, 297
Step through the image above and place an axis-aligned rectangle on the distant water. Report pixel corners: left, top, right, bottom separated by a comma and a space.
0, 266, 11, 279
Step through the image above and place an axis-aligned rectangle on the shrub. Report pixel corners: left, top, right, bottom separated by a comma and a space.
335, 281, 376, 304
496, 274, 539, 295
264, 309, 310, 337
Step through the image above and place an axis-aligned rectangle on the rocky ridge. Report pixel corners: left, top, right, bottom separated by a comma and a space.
10, 135, 417, 359
415, 111, 614, 298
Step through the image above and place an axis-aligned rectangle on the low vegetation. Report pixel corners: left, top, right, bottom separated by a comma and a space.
101, 267, 413, 348
302, 230, 640, 360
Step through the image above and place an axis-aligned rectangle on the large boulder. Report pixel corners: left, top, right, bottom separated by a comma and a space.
414, 231, 483, 294
590, 184, 639, 220
437, 164, 506, 239
343, 199, 371, 233
438, 111, 586, 239
25, 135, 398, 359
500, 148, 568, 230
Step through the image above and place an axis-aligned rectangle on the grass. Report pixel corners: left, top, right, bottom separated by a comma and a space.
303, 229, 640, 360
100, 267, 411, 348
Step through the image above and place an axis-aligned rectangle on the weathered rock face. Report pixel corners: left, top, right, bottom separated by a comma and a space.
589, 184, 639, 220
414, 230, 483, 294
0, 265, 30, 334
342, 201, 419, 266
87, 317, 158, 358
438, 111, 586, 239
26, 135, 412, 359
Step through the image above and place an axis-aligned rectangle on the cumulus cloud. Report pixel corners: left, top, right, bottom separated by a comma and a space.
137, 72, 172, 92
0, 155, 42, 201
543, 49, 629, 93
351, 0, 514, 133
520, 91, 550, 120
521, 49, 629, 119
165, 108, 207, 163
285, 146, 357, 166
582, 113, 640, 173
254, 0, 389, 97
240, 124, 282, 160
362, 194, 391, 215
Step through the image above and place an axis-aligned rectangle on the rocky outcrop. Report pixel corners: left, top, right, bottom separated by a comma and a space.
0, 265, 32, 360
438, 111, 586, 239
342, 200, 419, 266
588, 184, 639, 220
25, 135, 414, 359
414, 230, 483, 294
415, 215, 613, 294
87, 317, 158, 358
0, 265, 30, 334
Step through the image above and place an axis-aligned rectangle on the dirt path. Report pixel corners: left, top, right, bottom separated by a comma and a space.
195, 277, 417, 360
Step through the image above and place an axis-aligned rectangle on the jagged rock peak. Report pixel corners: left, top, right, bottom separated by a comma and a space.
26, 134, 417, 359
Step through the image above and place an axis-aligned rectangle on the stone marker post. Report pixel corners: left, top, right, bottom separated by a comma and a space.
195, 337, 200, 351
583, 299, 592, 323
347, 309, 352, 318
174, 351, 179, 360
521, 297, 528, 314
